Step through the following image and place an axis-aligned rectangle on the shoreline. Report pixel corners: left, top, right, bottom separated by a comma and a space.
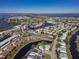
76, 35, 79, 52
66, 29, 79, 59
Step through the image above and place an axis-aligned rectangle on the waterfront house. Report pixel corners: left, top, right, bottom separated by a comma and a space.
59, 53, 68, 59
57, 47, 67, 53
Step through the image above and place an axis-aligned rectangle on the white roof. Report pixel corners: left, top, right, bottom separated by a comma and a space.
39, 46, 44, 51
0, 35, 19, 47
57, 47, 67, 53
59, 53, 68, 59
45, 45, 50, 51
60, 46, 66, 49
0, 32, 3, 34
58, 42, 66, 46
27, 57, 33, 59
29, 52, 36, 56
60, 32, 68, 41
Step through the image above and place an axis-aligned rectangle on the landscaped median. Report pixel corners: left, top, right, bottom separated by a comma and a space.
6, 39, 31, 59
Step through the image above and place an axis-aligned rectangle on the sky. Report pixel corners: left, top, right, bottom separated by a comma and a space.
0, 0, 79, 13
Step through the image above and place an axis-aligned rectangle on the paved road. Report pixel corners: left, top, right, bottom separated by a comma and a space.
51, 35, 58, 59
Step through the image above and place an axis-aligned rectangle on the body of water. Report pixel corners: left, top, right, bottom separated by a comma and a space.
70, 31, 79, 59
13, 40, 51, 59
0, 22, 11, 28
0, 13, 79, 19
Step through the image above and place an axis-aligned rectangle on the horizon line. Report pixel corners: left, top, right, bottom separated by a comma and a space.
0, 12, 79, 14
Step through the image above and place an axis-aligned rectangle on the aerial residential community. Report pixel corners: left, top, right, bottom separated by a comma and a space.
0, 0, 79, 59
0, 15, 79, 59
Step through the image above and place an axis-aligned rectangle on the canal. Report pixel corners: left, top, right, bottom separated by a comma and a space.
13, 40, 52, 59
70, 31, 79, 59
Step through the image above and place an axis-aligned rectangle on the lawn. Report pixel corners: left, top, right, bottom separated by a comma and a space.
43, 54, 51, 59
